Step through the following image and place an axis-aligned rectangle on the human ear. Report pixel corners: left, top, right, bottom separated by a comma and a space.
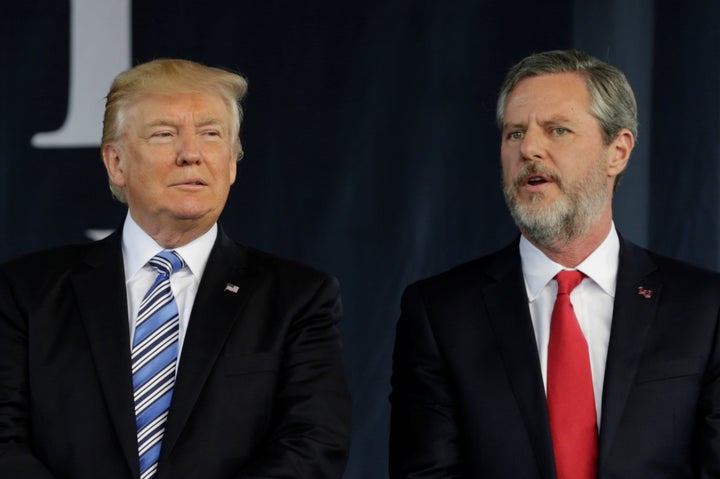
102, 143, 127, 188
607, 129, 634, 178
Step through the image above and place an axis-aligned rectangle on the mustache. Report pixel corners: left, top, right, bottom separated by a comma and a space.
512, 162, 561, 188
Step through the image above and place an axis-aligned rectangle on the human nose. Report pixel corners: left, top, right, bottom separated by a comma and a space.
518, 126, 546, 162
177, 133, 202, 165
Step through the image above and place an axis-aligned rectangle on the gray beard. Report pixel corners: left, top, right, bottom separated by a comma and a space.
503, 160, 608, 248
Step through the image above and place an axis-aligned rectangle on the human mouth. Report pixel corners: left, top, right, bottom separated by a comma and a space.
173, 178, 207, 187
515, 164, 558, 191
525, 174, 549, 186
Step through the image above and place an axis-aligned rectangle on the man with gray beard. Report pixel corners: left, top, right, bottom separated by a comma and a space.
389, 49, 720, 478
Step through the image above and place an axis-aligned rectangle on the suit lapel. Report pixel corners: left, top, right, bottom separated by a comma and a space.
482, 241, 556, 479
598, 237, 660, 465
159, 231, 258, 457
71, 231, 140, 476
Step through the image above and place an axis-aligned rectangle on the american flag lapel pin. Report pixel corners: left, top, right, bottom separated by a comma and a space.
637, 286, 653, 299
224, 283, 239, 294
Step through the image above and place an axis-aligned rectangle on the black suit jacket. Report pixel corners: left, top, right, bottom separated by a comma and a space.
390, 235, 720, 478
0, 228, 351, 479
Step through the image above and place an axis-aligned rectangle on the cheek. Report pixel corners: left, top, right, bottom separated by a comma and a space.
500, 156, 517, 183
124, 159, 161, 190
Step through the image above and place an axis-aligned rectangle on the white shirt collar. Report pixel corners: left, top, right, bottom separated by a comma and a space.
121, 212, 218, 281
520, 223, 620, 300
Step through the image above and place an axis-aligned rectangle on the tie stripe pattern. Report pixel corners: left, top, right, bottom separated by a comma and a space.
132, 250, 185, 479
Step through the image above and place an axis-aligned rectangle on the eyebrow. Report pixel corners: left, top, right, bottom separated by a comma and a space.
502, 122, 525, 132
194, 112, 224, 124
144, 119, 176, 128
502, 116, 574, 132
194, 117, 225, 128
539, 116, 573, 126
144, 117, 225, 128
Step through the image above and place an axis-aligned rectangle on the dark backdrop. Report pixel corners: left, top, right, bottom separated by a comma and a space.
2, 1, 718, 477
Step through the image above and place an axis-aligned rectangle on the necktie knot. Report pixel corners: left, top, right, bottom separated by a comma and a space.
555, 270, 584, 295
148, 250, 185, 277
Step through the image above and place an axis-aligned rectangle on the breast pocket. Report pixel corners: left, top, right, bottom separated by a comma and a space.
635, 358, 704, 384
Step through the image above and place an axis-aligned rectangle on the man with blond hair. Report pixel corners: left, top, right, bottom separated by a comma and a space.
0, 59, 351, 479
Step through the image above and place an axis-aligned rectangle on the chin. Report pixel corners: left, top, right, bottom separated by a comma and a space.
169, 203, 216, 221
515, 191, 558, 209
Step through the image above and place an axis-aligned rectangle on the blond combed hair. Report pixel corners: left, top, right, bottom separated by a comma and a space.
102, 58, 248, 203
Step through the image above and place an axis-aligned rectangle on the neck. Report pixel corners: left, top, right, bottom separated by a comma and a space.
150, 229, 207, 249
130, 213, 215, 249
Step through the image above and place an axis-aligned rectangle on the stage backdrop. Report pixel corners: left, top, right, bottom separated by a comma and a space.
1, 1, 718, 477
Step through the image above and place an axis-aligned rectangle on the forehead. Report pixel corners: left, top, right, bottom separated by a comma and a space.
126, 90, 231, 125
504, 72, 592, 120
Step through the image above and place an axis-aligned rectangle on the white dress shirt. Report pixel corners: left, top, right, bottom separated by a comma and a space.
520, 224, 619, 423
121, 213, 216, 358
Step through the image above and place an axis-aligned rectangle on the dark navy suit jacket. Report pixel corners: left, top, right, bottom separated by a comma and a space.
390, 235, 720, 478
0, 228, 351, 479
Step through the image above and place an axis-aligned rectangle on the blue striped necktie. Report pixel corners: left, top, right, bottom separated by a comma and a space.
132, 250, 185, 479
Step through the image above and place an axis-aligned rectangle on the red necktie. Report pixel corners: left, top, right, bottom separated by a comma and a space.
547, 270, 598, 479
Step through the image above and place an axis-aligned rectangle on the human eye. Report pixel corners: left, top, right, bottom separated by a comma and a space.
551, 127, 568, 136
506, 131, 524, 141
200, 128, 223, 141
146, 128, 175, 143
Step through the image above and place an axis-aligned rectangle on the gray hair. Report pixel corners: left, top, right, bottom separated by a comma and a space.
496, 49, 638, 145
